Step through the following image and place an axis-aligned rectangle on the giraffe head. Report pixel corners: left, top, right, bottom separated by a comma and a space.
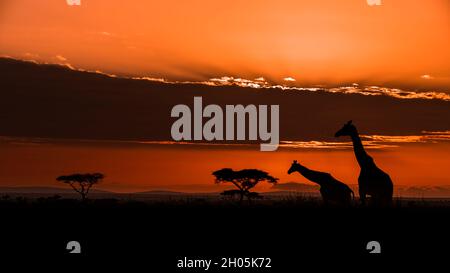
334, 120, 357, 137
288, 160, 300, 174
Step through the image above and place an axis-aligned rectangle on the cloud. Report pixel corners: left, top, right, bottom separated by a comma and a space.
55, 55, 67, 62
20, 53, 41, 64
207, 76, 270, 88
66, 0, 81, 6
278, 131, 450, 150
100, 31, 113, 36
421, 74, 433, 80
24, 52, 40, 59
137, 131, 450, 150
2, 131, 449, 151
204, 78, 450, 101
328, 85, 450, 101
132, 76, 167, 83
98, 31, 121, 39
366, 0, 382, 6
2, 57, 449, 145
419, 131, 450, 141
86, 66, 449, 101
283, 77, 296, 82
360, 131, 450, 144
9, 57, 450, 102
279, 140, 397, 150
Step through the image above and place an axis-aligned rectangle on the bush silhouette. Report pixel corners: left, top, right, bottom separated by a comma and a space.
212, 168, 278, 202
56, 173, 104, 201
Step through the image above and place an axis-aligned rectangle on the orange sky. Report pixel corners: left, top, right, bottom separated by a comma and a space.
0, 141, 449, 193
0, 0, 449, 89
0, 1, 449, 193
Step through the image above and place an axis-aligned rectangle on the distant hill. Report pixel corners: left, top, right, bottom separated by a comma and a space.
271, 182, 319, 192
271, 182, 450, 198
1, 184, 450, 198
396, 185, 450, 198
0, 186, 110, 194
132, 190, 187, 195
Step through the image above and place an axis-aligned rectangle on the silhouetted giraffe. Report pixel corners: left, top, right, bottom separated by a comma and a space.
288, 160, 354, 206
335, 120, 393, 206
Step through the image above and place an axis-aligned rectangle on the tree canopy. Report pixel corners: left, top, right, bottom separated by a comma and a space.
212, 168, 278, 201
56, 173, 104, 200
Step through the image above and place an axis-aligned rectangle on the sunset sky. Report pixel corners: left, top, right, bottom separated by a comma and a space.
0, 0, 449, 90
0, 0, 449, 194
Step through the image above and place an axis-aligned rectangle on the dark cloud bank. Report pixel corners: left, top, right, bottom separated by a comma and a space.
0, 58, 449, 142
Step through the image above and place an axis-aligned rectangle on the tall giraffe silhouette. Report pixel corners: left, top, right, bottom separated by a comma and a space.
288, 160, 354, 206
335, 120, 393, 206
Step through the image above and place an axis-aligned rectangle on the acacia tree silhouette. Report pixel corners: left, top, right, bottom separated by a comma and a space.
212, 168, 278, 202
56, 173, 104, 201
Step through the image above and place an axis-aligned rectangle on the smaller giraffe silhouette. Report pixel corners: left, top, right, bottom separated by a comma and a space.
288, 160, 354, 206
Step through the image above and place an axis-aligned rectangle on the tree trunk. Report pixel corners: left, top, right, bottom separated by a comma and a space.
239, 192, 244, 204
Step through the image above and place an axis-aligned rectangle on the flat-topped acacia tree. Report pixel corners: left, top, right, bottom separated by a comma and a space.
212, 168, 278, 202
56, 173, 104, 201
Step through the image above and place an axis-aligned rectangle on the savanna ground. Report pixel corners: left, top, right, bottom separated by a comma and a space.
1, 192, 450, 209
1, 192, 449, 270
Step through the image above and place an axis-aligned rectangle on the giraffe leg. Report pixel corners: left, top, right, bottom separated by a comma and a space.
359, 189, 366, 206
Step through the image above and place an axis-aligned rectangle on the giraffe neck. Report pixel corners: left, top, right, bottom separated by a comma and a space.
293, 165, 323, 186
349, 131, 371, 168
